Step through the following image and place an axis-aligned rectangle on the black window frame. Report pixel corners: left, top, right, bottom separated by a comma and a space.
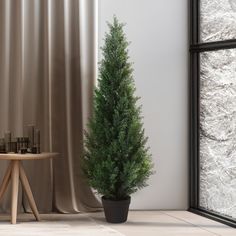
189, 0, 236, 228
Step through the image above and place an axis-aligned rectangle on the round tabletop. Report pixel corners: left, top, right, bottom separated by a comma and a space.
0, 152, 59, 160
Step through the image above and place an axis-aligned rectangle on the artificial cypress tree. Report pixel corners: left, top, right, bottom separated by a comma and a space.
83, 17, 153, 201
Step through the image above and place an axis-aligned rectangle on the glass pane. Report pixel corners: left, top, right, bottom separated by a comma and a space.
201, 0, 236, 42
200, 49, 236, 219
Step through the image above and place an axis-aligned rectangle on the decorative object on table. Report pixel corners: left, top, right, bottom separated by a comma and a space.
35, 129, 40, 154
83, 17, 154, 224
4, 131, 11, 153
16, 137, 29, 154
0, 138, 5, 153
10, 139, 17, 153
27, 125, 35, 153
0, 125, 41, 154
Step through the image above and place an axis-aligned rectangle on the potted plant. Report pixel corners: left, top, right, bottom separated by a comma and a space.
83, 17, 153, 223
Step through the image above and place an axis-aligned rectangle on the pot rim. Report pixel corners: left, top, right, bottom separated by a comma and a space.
102, 196, 131, 202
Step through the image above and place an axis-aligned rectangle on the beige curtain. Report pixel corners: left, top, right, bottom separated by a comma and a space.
0, 0, 101, 213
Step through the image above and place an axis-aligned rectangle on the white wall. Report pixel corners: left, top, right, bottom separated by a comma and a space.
98, 0, 188, 210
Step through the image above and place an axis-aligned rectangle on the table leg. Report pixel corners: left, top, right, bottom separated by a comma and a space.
0, 162, 12, 202
11, 161, 19, 224
19, 163, 40, 221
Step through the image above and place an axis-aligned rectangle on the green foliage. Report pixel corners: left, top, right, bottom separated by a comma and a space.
83, 17, 153, 200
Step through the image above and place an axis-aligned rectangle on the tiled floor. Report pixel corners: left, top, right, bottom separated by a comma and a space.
90, 211, 236, 236
0, 211, 235, 236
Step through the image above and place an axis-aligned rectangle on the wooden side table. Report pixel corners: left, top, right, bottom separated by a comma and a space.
0, 153, 58, 224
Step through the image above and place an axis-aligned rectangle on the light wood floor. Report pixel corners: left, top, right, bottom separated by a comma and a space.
91, 211, 236, 236
0, 211, 235, 236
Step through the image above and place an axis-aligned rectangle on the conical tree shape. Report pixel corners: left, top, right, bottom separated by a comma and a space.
83, 17, 153, 200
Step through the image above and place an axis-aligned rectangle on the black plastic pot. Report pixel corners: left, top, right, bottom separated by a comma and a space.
102, 196, 131, 223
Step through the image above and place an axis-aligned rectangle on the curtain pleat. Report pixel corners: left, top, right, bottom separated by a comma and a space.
0, 0, 101, 213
